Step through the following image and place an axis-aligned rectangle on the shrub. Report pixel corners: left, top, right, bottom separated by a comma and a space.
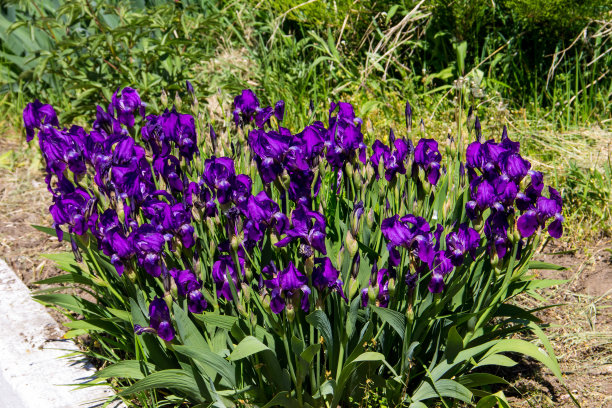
26, 85, 567, 407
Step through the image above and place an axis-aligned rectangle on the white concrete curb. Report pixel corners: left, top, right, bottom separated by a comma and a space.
0, 259, 126, 408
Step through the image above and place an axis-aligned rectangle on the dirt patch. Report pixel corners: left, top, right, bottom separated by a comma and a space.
506, 237, 612, 408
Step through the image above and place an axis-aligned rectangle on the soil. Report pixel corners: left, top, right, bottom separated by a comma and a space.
0, 128, 610, 408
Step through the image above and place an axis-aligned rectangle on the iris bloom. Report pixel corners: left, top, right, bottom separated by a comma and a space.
134, 297, 175, 341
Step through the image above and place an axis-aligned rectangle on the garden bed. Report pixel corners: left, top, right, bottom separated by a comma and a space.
1, 118, 610, 407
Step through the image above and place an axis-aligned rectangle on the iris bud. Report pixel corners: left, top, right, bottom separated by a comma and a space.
231, 235, 240, 251
126, 268, 137, 283
174, 91, 182, 110
161, 89, 168, 107
490, 248, 499, 267
262, 293, 271, 313
388, 278, 396, 296
241, 283, 250, 301
378, 160, 385, 180
250, 160, 258, 181
365, 163, 375, 184
209, 239, 217, 256
305, 256, 314, 276
368, 285, 378, 304
164, 293, 173, 310
337, 246, 345, 269
348, 277, 360, 300
366, 208, 375, 229
286, 304, 295, 322
406, 304, 414, 324
346, 231, 358, 257
353, 171, 363, 190
345, 162, 354, 180
245, 266, 253, 282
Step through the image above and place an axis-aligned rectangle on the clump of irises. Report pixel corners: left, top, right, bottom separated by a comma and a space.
24, 85, 563, 405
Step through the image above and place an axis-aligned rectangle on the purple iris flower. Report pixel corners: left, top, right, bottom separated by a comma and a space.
212, 253, 244, 301
49, 187, 95, 242
23, 100, 59, 142
370, 137, 410, 181
245, 191, 289, 235
312, 257, 347, 301
134, 297, 175, 342
109, 87, 145, 128
517, 187, 564, 238
445, 223, 481, 266
274, 100, 285, 122
361, 264, 392, 308
499, 151, 531, 182
248, 128, 292, 183
276, 205, 326, 255
381, 214, 436, 264
171, 269, 207, 314
325, 102, 365, 168
428, 251, 454, 293
153, 155, 184, 192
132, 224, 166, 277
203, 156, 236, 204
233, 89, 260, 126
160, 108, 198, 162
405, 101, 412, 132
484, 211, 510, 260
95, 209, 134, 275
294, 122, 325, 160
413, 138, 442, 185
231, 174, 253, 210
266, 262, 311, 314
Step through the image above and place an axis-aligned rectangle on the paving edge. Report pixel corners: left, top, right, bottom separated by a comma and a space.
0, 258, 126, 408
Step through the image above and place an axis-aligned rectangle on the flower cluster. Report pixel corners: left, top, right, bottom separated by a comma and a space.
465, 128, 564, 261
24, 86, 563, 344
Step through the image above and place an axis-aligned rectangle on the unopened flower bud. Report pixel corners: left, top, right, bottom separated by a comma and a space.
348, 277, 360, 300
164, 293, 173, 310
262, 293, 271, 313
367, 208, 375, 229
388, 278, 396, 296
174, 91, 182, 110
378, 160, 385, 180
406, 304, 414, 324
286, 304, 295, 322
345, 162, 353, 179
305, 256, 314, 276
241, 283, 250, 302
231, 235, 240, 251
161, 89, 168, 107
245, 266, 253, 282
346, 231, 358, 257
281, 169, 291, 191
365, 163, 375, 184
490, 247, 499, 267
126, 268, 137, 283
368, 285, 378, 304
337, 246, 345, 269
